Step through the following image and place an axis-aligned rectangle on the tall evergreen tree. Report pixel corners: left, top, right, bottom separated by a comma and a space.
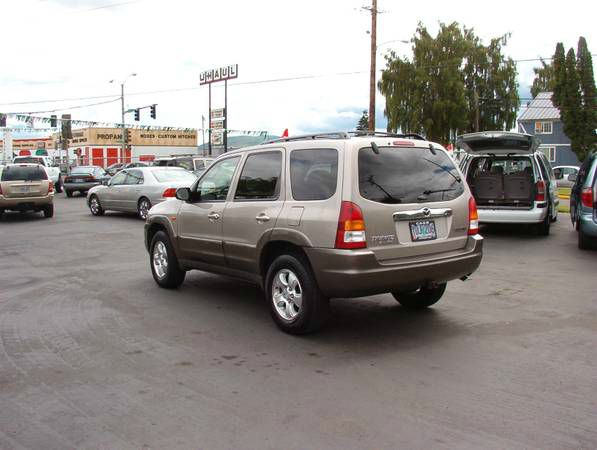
356, 110, 369, 131
531, 59, 555, 98
576, 37, 597, 158
561, 49, 582, 157
552, 43, 567, 107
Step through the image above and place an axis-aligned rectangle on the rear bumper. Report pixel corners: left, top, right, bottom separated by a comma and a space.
64, 182, 99, 192
478, 206, 547, 224
305, 235, 483, 298
0, 194, 53, 210
579, 211, 597, 237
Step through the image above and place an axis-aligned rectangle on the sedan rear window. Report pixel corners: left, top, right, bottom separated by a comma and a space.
152, 169, 197, 183
1, 165, 48, 181
359, 146, 464, 204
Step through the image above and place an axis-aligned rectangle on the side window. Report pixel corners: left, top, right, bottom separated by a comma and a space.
536, 155, 549, 181
234, 152, 282, 200
110, 171, 128, 185
126, 169, 144, 184
196, 156, 240, 201
290, 149, 338, 201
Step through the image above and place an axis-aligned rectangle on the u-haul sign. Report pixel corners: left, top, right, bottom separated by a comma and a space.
200, 64, 238, 85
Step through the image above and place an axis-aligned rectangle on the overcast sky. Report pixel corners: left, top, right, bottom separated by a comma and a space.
1, 0, 596, 138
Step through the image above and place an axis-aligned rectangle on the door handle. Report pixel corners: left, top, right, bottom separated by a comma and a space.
256, 213, 271, 223
208, 212, 221, 221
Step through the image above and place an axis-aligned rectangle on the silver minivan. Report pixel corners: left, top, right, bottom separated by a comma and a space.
457, 131, 558, 235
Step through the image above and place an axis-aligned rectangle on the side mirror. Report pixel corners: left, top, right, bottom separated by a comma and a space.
176, 187, 192, 202
102, 178, 110, 186
568, 173, 577, 182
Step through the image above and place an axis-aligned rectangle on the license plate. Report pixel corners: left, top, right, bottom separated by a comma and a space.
74, 178, 84, 183
409, 220, 437, 242
17, 186, 31, 193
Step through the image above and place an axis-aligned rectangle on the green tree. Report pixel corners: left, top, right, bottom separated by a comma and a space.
552, 43, 567, 107
576, 37, 597, 158
356, 110, 369, 131
531, 59, 555, 98
379, 22, 519, 144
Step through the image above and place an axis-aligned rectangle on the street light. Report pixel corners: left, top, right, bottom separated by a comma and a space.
110, 73, 137, 163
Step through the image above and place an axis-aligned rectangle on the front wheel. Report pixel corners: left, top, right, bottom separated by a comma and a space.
150, 231, 186, 288
89, 195, 105, 216
138, 197, 152, 220
55, 177, 63, 193
265, 253, 329, 334
392, 283, 447, 309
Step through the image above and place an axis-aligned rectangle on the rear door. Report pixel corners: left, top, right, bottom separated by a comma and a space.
222, 150, 285, 273
354, 143, 469, 261
457, 132, 539, 156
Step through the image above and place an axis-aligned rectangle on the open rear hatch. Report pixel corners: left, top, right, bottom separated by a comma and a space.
457, 131, 539, 156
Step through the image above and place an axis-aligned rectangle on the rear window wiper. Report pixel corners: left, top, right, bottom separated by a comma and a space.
417, 188, 456, 200
366, 175, 402, 203
422, 157, 462, 183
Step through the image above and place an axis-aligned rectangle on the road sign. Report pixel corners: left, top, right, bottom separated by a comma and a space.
200, 64, 238, 85
211, 108, 225, 120
211, 131, 223, 145
210, 121, 223, 130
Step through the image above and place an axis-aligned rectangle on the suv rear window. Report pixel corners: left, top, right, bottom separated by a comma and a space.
13, 157, 44, 165
359, 147, 464, 204
290, 149, 338, 200
1, 165, 48, 181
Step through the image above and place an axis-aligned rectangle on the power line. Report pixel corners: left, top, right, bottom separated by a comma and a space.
10, 98, 121, 115
1, 53, 596, 107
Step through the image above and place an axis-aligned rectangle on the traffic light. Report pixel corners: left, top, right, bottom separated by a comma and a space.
123, 128, 129, 144
150, 104, 156, 119
0, 113, 6, 127
61, 114, 72, 139
134, 109, 140, 121
50, 115, 57, 127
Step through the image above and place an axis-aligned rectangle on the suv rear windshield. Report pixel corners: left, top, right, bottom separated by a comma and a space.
13, 157, 45, 165
359, 146, 464, 204
1, 165, 48, 181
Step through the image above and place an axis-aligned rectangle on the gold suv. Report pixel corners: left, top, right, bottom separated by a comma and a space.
0, 164, 55, 218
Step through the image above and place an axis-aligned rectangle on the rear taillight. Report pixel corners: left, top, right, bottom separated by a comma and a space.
0, 183, 3, 195
335, 201, 366, 249
162, 188, 177, 198
468, 197, 479, 235
48, 181, 54, 193
581, 187, 594, 208
535, 180, 546, 202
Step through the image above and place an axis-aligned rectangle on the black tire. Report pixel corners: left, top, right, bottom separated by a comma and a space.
392, 283, 447, 309
578, 226, 595, 250
265, 253, 329, 335
43, 204, 54, 218
65, 190, 73, 198
150, 231, 186, 288
0, 209, 4, 218
138, 197, 152, 220
536, 210, 551, 236
89, 195, 105, 216
55, 177, 63, 193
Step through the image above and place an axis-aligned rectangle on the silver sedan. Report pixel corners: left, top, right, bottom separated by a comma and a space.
86, 167, 197, 219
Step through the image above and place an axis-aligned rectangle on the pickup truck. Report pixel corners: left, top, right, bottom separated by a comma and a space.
12, 156, 63, 193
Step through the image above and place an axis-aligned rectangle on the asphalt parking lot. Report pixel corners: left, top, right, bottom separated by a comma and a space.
0, 195, 596, 449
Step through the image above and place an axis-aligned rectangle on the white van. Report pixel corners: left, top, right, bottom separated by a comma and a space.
457, 131, 558, 235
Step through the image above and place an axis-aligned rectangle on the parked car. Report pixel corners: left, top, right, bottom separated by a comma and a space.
87, 166, 197, 220
105, 161, 149, 176
154, 155, 214, 175
457, 131, 558, 236
553, 165, 580, 188
12, 155, 63, 193
144, 131, 483, 334
570, 153, 597, 249
63, 166, 110, 197
0, 164, 54, 218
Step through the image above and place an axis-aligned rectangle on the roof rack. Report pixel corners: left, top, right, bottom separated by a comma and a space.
265, 131, 426, 144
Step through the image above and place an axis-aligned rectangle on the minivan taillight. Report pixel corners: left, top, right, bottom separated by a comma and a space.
335, 201, 367, 249
535, 180, 546, 202
162, 188, 177, 198
48, 181, 54, 193
581, 187, 594, 208
468, 197, 479, 235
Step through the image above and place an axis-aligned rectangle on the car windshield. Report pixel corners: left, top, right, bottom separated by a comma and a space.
359, 146, 464, 204
1, 165, 47, 181
152, 168, 197, 183
71, 167, 96, 175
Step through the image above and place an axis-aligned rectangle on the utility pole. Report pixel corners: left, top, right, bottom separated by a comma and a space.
121, 83, 125, 164
368, 0, 378, 132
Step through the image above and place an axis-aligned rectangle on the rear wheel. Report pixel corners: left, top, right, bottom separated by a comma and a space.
55, 177, 63, 193
89, 195, 104, 216
578, 226, 596, 250
65, 190, 73, 198
138, 197, 152, 220
150, 231, 186, 288
392, 283, 447, 309
43, 204, 54, 218
536, 210, 551, 236
265, 253, 329, 334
